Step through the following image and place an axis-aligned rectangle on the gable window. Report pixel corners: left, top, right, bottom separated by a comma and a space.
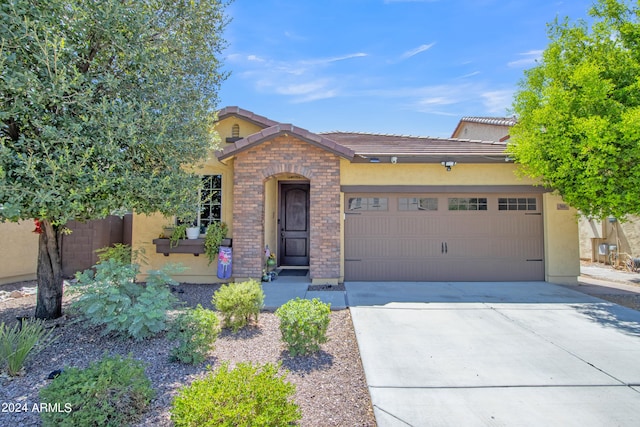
226, 124, 242, 143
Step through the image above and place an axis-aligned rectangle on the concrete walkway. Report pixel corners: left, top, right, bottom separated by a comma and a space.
261, 275, 347, 310
347, 280, 640, 426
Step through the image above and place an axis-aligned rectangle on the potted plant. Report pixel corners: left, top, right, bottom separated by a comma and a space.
186, 221, 200, 240
170, 224, 188, 248
161, 225, 175, 239
204, 222, 228, 265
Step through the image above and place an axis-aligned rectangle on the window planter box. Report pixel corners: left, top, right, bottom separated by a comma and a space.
152, 238, 232, 256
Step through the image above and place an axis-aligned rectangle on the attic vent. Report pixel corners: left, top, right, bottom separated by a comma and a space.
226, 123, 242, 143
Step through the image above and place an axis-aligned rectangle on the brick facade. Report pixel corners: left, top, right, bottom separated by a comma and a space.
232, 135, 341, 280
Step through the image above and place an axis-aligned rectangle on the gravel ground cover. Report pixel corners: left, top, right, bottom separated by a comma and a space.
0, 281, 375, 427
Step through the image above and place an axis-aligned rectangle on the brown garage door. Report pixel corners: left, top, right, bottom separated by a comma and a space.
344, 193, 544, 281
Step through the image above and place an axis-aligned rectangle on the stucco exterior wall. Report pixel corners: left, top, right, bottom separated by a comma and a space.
216, 119, 265, 142
132, 151, 234, 283
543, 193, 580, 284
340, 162, 538, 186
578, 215, 640, 261
0, 221, 38, 285
453, 122, 510, 141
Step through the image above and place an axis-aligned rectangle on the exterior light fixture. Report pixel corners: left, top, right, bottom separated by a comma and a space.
390, 156, 398, 164
441, 161, 456, 171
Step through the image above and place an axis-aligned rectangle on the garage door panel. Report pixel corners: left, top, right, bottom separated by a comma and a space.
344, 193, 544, 282
396, 217, 441, 235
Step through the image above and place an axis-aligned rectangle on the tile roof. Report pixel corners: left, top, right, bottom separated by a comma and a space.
217, 124, 355, 161
217, 106, 279, 129
320, 132, 508, 162
215, 107, 511, 163
459, 116, 517, 127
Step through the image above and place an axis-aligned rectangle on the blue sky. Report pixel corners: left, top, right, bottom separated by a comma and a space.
218, 0, 594, 138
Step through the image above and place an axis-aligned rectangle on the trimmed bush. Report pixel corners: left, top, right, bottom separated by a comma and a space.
39, 354, 154, 427
212, 279, 264, 333
0, 319, 55, 376
275, 298, 331, 356
171, 361, 301, 427
168, 304, 220, 365
71, 260, 184, 340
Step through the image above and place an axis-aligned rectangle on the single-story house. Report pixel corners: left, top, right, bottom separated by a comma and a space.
132, 106, 579, 285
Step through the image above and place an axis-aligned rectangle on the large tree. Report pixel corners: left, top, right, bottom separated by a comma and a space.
509, 0, 640, 220
0, 0, 229, 319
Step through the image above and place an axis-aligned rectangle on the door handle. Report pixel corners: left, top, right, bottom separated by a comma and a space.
445, 242, 448, 254
441, 242, 444, 254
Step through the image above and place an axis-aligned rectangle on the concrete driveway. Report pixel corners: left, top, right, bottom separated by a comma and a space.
346, 281, 640, 426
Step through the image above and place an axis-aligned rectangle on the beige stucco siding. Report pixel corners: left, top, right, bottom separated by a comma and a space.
340, 161, 538, 186
0, 221, 38, 285
543, 193, 580, 284
579, 215, 640, 261
453, 122, 510, 142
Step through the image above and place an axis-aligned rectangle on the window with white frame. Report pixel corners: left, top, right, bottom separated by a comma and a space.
199, 175, 222, 228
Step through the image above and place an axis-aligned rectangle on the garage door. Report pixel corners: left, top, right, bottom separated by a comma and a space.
344, 193, 544, 281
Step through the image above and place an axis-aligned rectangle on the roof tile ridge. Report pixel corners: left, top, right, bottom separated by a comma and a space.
320, 130, 445, 139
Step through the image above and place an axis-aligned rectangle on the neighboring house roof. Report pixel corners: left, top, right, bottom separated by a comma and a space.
451, 116, 517, 139
215, 107, 510, 164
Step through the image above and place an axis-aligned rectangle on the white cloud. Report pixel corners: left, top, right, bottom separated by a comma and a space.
507, 50, 543, 68
457, 71, 481, 79
235, 51, 368, 103
481, 90, 513, 114
366, 83, 514, 118
400, 43, 436, 60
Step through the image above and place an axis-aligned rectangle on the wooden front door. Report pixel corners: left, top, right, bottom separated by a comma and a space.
279, 183, 310, 266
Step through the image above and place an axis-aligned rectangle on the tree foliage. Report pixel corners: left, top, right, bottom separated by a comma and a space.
509, 0, 640, 220
0, 0, 229, 318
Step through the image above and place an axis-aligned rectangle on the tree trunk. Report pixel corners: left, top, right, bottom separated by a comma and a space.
35, 220, 64, 320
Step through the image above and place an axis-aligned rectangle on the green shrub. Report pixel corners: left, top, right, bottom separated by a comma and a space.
212, 279, 264, 333
95, 243, 147, 266
0, 319, 55, 376
171, 361, 300, 427
275, 298, 331, 356
39, 354, 154, 427
168, 304, 220, 365
71, 260, 184, 340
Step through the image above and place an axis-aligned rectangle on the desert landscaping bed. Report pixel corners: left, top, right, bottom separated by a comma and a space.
0, 281, 375, 426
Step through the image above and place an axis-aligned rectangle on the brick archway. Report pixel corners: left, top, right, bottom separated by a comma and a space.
231, 135, 341, 282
